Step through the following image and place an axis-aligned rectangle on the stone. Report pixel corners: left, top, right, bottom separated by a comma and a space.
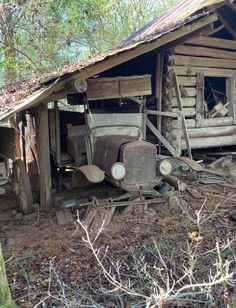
7, 238, 15, 246
56, 210, 74, 226
0, 187, 5, 195
15, 212, 23, 220
23, 212, 39, 221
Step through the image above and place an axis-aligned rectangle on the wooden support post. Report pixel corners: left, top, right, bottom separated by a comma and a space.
155, 53, 163, 154
173, 72, 192, 158
146, 118, 178, 157
196, 73, 204, 127
36, 103, 52, 210
54, 102, 61, 166
230, 74, 236, 124
176, 114, 182, 156
21, 112, 27, 166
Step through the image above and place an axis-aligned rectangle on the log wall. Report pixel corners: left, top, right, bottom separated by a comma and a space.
162, 36, 236, 151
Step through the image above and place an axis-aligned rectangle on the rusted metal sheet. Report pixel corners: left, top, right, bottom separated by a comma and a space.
71, 164, 105, 187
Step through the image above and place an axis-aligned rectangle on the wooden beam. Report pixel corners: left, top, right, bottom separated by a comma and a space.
173, 73, 192, 158
146, 110, 179, 118
175, 135, 236, 149
178, 76, 196, 86
36, 104, 52, 210
146, 118, 178, 157
218, 12, 236, 39
186, 36, 236, 51
175, 45, 236, 60
171, 66, 236, 77
202, 24, 224, 36
196, 73, 204, 127
172, 107, 196, 117
173, 55, 236, 69
229, 73, 236, 124
172, 97, 196, 107
173, 87, 196, 97
155, 53, 164, 154
171, 125, 236, 139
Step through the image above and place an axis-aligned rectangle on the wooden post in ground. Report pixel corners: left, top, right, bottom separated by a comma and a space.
0, 244, 17, 308
36, 103, 52, 210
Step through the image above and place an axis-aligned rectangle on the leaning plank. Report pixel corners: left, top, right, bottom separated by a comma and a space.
171, 66, 236, 77
173, 73, 192, 158
0, 244, 17, 308
173, 55, 236, 69
174, 45, 236, 60
146, 118, 178, 157
186, 36, 236, 51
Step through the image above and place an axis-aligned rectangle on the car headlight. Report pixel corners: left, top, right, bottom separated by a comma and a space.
111, 163, 126, 180
157, 159, 172, 176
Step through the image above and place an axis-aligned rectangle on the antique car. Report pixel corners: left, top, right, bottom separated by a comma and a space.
72, 108, 173, 194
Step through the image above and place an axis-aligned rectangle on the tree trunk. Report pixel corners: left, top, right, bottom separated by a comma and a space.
0, 244, 17, 308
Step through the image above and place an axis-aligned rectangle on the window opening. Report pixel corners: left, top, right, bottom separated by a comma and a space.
204, 77, 229, 118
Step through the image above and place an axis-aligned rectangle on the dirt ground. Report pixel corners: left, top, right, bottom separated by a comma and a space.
1, 183, 236, 307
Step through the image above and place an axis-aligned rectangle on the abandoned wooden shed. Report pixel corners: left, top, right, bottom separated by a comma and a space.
1, 0, 236, 211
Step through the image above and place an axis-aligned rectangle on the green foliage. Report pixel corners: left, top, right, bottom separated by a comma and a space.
0, 0, 180, 83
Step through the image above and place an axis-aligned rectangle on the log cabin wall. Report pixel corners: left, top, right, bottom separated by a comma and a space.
162, 36, 236, 153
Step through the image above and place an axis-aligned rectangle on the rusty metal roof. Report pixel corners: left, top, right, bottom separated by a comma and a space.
122, 0, 225, 46
0, 0, 229, 119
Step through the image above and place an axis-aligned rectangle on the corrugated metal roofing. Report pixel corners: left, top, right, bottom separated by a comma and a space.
122, 0, 225, 46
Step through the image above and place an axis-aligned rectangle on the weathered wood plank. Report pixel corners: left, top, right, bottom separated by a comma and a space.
171, 125, 236, 138
172, 107, 196, 117
171, 66, 236, 77
186, 36, 236, 51
175, 45, 236, 60
176, 135, 236, 149
146, 110, 179, 118
172, 97, 196, 107
229, 74, 236, 124
178, 76, 196, 86
172, 116, 234, 128
196, 73, 204, 127
36, 104, 52, 210
173, 87, 196, 97
86, 75, 152, 100
173, 55, 236, 69
172, 119, 196, 128
155, 53, 164, 154
173, 73, 192, 158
